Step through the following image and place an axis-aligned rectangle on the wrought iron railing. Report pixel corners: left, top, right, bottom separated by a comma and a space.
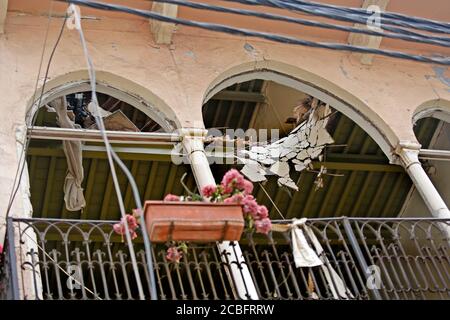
0, 217, 449, 300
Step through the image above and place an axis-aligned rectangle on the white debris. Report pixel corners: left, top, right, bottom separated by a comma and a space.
295, 163, 307, 172
307, 147, 323, 159
241, 163, 267, 182
278, 177, 299, 191
251, 146, 268, 154
296, 149, 309, 160
316, 128, 334, 146
237, 104, 334, 191
308, 126, 319, 145
270, 161, 290, 177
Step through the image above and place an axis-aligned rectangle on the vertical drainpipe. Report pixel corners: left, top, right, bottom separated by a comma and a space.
395, 141, 450, 239
181, 128, 259, 300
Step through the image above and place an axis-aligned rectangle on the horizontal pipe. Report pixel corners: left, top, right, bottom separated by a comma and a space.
419, 148, 450, 161
27, 126, 181, 144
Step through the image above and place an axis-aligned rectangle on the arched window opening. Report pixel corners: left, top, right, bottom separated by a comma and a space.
203, 80, 411, 220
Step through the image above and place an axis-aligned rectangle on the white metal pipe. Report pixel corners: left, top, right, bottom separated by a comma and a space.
397, 145, 450, 239
419, 148, 450, 161
27, 126, 181, 144
181, 128, 259, 300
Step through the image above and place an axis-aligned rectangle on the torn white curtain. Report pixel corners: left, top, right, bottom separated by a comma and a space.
288, 219, 353, 299
291, 219, 323, 267
51, 98, 86, 211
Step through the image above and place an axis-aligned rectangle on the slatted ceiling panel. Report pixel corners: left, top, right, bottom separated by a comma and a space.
30, 156, 50, 217
28, 154, 194, 219
346, 126, 366, 154
87, 159, 109, 219
50, 158, 67, 218
357, 171, 381, 214
390, 176, 413, 216
202, 99, 218, 127
134, 161, 152, 200
366, 140, 382, 155
414, 117, 441, 148
305, 175, 330, 215
318, 172, 347, 217
203, 79, 264, 131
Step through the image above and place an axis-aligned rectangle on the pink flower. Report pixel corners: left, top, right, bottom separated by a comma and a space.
242, 180, 254, 195
222, 184, 234, 195
221, 169, 245, 194
113, 224, 137, 240
201, 184, 217, 198
256, 205, 269, 219
164, 194, 180, 202
113, 214, 138, 240
224, 193, 244, 204
166, 246, 183, 263
126, 214, 138, 229
242, 195, 259, 218
0, 244, 2, 254
255, 218, 272, 234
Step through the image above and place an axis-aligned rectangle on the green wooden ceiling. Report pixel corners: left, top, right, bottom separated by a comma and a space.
27, 81, 440, 221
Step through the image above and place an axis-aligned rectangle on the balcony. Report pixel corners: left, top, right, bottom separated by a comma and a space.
1, 217, 449, 300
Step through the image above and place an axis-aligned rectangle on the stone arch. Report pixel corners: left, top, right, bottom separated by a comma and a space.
413, 98, 450, 124
26, 70, 181, 132
202, 60, 399, 162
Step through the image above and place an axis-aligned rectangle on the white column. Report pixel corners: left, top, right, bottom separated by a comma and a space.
181, 128, 259, 300
396, 142, 450, 238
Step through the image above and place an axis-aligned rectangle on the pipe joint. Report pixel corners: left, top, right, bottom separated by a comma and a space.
395, 141, 421, 169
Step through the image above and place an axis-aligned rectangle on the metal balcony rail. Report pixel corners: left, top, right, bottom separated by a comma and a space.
0, 217, 449, 300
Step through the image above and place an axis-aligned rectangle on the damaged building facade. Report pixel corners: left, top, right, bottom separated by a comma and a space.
0, 0, 449, 300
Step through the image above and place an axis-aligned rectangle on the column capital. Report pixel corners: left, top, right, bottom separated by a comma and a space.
180, 127, 208, 161
394, 140, 421, 169
179, 127, 208, 139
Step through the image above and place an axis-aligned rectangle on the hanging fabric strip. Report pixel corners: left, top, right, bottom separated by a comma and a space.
303, 226, 353, 299
272, 219, 353, 299
290, 218, 323, 267
50, 97, 86, 211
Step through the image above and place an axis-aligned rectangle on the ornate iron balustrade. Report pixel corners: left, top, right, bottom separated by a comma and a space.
0, 217, 449, 300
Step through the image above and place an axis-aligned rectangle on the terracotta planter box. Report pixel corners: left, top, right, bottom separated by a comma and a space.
143, 201, 245, 243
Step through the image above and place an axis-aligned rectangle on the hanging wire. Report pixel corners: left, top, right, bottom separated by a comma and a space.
5, 8, 67, 221
56, 0, 450, 65
224, 0, 450, 43
2, 7, 103, 301
249, 0, 450, 35
258, 182, 286, 220
278, 0, 450, 34
151, 0, 450, 47
67, 5, 157, 300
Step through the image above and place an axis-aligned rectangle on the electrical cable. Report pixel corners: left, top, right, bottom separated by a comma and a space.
225, 0, 450, 41
5, 12, 68, 221
151, 0, 450, 48
3, 3, 158, 300
279, 0, 450, 33
261, 0, 450, 34
68, 5, 157, 300
57, 0, 450, 65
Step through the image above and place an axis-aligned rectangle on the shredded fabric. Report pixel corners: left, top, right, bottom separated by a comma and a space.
50, 97, 86, 211
272, 218, 354, 299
